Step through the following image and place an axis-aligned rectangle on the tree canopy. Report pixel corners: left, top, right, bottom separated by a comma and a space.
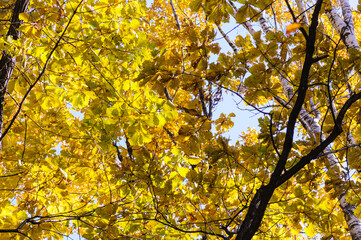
1, 0, 361, 239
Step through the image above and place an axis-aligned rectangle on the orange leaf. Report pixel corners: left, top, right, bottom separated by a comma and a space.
286, 23, 302, 35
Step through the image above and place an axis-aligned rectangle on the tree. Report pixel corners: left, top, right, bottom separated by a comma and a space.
1, 0, 361, 239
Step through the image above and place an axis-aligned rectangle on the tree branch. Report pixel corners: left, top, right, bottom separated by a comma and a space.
235, 2, 323, 239
270, 0, 322, 182
278, 91, 361, 186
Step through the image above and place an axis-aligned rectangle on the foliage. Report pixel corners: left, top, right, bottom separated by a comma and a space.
1, 0, 361, 239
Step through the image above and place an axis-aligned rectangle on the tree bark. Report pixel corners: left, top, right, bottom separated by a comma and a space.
325, 6, 359, 49
0, 0, 29, 153
0, 53, 15, 153
8, 0, 30, 40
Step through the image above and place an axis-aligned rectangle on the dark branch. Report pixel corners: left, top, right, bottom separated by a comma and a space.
124, 133, 133, 160
199, 87, 209, 117
235, 1, 324, 239
112, 141, 123, 162
270, 0, 322, 183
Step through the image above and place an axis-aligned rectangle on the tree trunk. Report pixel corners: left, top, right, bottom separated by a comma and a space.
0, 0, 29, 153
235, 185, 275, 240
0, 53, 15, 152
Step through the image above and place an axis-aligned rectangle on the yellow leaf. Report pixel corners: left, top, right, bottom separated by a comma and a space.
169, 172, 177, 179
286, 23, 302, 35
187, 156, 201, 165
305, 223, 316, 238
18, 24, 32, 35
164, 156, 171, 164
171, 146, 182, 156
130, 19, 140, 29
18, 12, 29, 21
177, 166, 189, 177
